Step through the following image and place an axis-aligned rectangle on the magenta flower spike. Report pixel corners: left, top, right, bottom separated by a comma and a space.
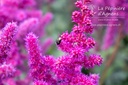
26, 0, 103, 84
0, 22, 17, 64
54, 0, 103, 84
26, 33, 56, 84
25, 33, 43, 80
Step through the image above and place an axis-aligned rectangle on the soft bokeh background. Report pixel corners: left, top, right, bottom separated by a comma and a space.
41, 0, 128, 85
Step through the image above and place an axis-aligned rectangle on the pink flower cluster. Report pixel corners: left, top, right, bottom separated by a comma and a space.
0, 0, 53, 37
0, 22, 17, 63
0, 0, 53, 84
26, 0, 103, 85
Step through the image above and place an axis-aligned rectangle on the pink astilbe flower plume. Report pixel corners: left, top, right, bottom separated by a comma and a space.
26, 0, 103, 84
54, 0, 103, 84
26, 33, 56, 84
0, 22, 17, 64
25, 33, 43, 79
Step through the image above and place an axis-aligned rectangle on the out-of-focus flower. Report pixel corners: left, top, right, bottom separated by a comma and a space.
0, 63, 15, 80
102, 22, 117, 49
41, 38, 53, 54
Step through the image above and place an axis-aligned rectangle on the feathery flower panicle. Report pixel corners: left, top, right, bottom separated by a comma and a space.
25, 33, 42, 66
0, 22, 17, 64
26, 33, 56, 84
26, 33, 44, 80
55, 0, 103, 84
26, 0, 103, 84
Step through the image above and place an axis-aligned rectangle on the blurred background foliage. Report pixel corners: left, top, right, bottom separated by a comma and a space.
41, 0, 128, 85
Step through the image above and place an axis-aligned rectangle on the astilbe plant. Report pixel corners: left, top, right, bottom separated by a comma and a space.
0, 22, 17, 63
0, 0, 54, 84
26, 0, 103, 85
